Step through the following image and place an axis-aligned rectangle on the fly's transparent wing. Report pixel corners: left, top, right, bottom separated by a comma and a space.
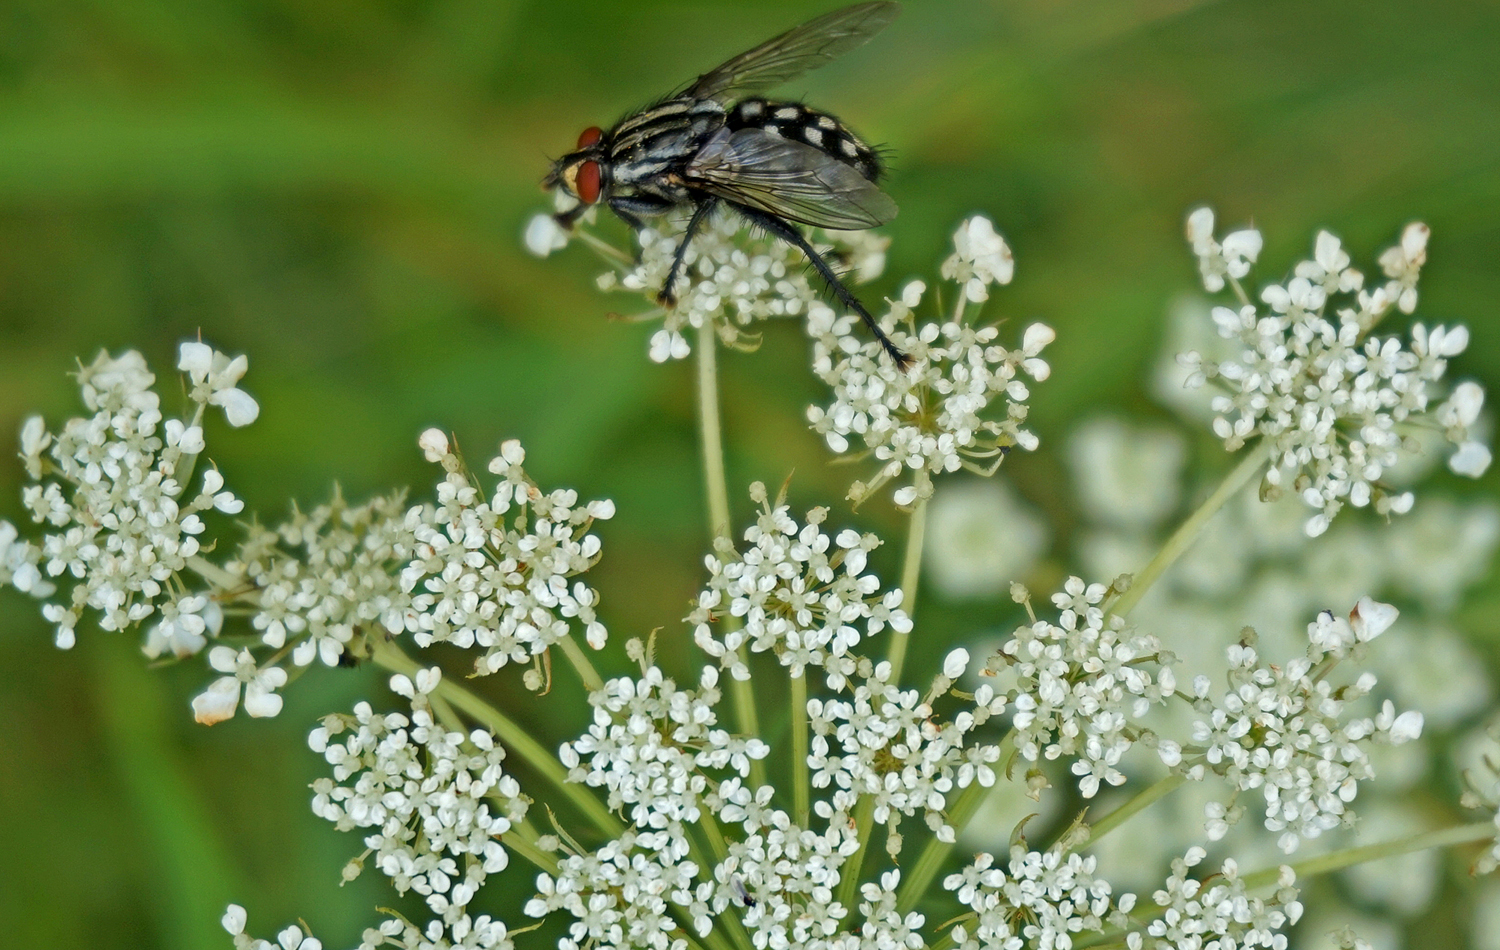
685, 128, 897, 230
684, 2, 901, 103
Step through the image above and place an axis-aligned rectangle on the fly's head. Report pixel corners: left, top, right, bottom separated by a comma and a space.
545, 126, 609, 209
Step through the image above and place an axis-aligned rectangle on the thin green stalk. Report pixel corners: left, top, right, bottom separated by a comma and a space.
1108, 441, 1269, 618
370, 637, 624, 839
791, 671, 810, 825
696, 326, 766, 789
835, 797, 878, 911
501, 817, 560, 876
1071, 821, 1497, 949
186, 554, 245, 595
698, 325, 733, 541
1075, 773, 1187, 849
895, 780, 989, 914
886, 494, 928, 684
1243, 821, 1495, 888
556, 632, 604, 692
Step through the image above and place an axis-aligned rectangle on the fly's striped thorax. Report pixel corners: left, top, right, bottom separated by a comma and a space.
608, 98, 727, 187
728, 99, 882, 182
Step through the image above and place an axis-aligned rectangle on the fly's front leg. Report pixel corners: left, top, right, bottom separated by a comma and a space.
658, 197, 718, 308
605, 194, 675, 271
607, 194, 674, 234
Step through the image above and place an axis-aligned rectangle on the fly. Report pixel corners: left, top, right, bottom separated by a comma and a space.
544, 2, 910, 368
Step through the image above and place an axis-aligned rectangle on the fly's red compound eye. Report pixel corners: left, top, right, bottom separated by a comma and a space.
575, 160, 601, 204
577, 126, 603, 149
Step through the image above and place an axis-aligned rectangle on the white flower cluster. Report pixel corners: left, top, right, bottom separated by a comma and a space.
527, 827, 703, 950
223, 905, 323, 950
224, 903, 516, 950
561, 662, 768, 829
688, 483, 910, 688
991, 578, 1177, 797
1133, 849, 1301, 950
400, 431, 614, 679
807, 217, 1053, 506
309, 668, 529, 926
1173, 597, 1423, 853
230, 490, 415, 667
532, 206, 889, 363
710, 807, 861, 950
945, 846, 1133, 950
9, 345, 251, 650
1180, 210, 1491, 536
808, 660, 1006, 852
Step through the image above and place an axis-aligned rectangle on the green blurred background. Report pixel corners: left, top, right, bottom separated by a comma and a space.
1, 0, 1497, 946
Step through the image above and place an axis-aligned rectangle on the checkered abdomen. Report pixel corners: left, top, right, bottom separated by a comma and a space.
727, 99, 883, 182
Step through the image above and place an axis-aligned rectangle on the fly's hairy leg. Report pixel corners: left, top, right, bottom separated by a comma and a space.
658, 197, 720, 307
607, 194, 676, 233
731, 203, 911, 369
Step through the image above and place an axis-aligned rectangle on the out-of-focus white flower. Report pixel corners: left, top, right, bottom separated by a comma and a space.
523, 212, 570, 257
1186, 207, 1263, 293
142, 593, 222, 659
940, 215, 1015, 302
179, 341, 260, 427
1069, 418, 1186, 531
925, 478, 1047, 599
1338, 800, 1441, 916
1378, 222, 1429, 314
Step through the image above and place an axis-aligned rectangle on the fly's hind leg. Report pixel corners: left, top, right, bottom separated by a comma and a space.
729, 203, 911, 370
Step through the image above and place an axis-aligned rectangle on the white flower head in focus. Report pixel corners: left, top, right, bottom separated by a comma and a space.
1177, 214, 1490, 535
993, 577, 1177, 798
550, 208, 889, 364
1179, 597, 1422, 852
689, 481, 910, 689
808, 217, 1052, 507
400, 434, 615, 682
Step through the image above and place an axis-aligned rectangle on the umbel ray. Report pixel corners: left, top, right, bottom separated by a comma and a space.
544, 1, 911, 369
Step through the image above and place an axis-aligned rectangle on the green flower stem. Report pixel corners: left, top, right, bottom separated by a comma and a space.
1242, 821, 1495, 888
1107, 440, 1270, 619
835, 797, 878, 911
791, 671, 810, 826
1076, 772, 1187, 849
679, 828, 755, 950
1071, 821, 1497, 949
186, 554, 246, 596
556, 632, 604, 693
895, 779, 989, 915
370, 636, 624, 839
697, 325, 734, 542
697, 326, 766, 789
886, 493, 928, 684
501, 817, 560, 876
